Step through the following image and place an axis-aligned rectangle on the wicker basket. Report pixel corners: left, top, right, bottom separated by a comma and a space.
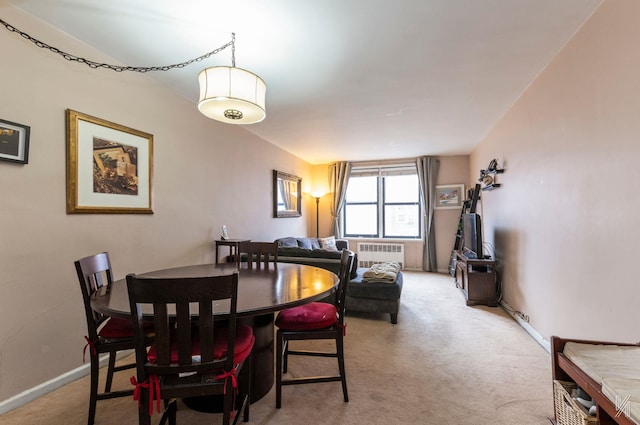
553, 380, 599, 425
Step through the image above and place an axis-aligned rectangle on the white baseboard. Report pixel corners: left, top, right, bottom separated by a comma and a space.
0, 351, 131, 415
500, 300, 550, 353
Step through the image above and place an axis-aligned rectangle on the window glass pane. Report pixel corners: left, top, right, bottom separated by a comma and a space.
384, 204, 419, 237
384, 174, 418, 203
346, 176, 377, 202
344, 204, 377, 235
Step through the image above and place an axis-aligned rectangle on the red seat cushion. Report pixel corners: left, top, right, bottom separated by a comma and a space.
98, 317, 134, 338
98, 317, 154, 338
147, 324, 254, 365
275, 302, 337, 331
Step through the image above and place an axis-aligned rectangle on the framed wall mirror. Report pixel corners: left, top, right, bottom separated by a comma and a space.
273, 170, 302, 218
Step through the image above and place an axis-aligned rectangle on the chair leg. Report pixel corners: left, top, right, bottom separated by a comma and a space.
87, 353, 99, 425
243, 393, 250, 422
336, 334, 349, 402
282, 339, 289, 373
167, 399, 177, 425
222, 378, 233, 425
275, 330, 283, 409
137, 390, 152, 425
104, 350, 117, 393
243, 356, 251, 422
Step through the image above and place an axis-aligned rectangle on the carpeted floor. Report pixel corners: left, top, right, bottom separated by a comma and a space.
1, 271, 554, 424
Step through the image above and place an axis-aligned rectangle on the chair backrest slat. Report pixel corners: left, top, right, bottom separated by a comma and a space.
199, 300, 214, 363
152, 303, 171, 365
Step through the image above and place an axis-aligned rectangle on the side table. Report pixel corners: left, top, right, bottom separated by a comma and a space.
214, 239, 250, 264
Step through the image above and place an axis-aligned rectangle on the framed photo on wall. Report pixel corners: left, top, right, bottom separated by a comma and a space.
66, 109, 153, 214
435, 184, 464, 210
0, 118, 30, 164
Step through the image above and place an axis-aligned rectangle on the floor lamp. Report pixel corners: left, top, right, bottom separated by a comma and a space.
311, 192, 326, 238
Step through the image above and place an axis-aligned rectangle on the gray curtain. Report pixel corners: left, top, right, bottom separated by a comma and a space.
416, 156, 440, 271
329, 161, 352, 238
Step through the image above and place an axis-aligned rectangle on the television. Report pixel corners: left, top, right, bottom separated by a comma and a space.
462, 213, 483, 259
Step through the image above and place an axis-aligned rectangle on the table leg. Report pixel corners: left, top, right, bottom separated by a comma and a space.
242, 313, 275, 402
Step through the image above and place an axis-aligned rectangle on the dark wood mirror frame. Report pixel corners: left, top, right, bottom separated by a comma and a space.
273, 170, 302, 218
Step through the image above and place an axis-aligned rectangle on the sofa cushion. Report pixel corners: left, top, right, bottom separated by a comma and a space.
309, 249, 343, 259
278, 247, 312, 257
277, 237, 299, 248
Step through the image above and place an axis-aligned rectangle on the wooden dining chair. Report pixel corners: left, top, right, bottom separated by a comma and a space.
274, 249, 355, 408
238, 241, 278, 270
74, 252, 154, 425
126, 271, 254, 425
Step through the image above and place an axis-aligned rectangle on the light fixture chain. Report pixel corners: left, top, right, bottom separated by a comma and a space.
231, 32, 236, 68
0, 18, 233, 73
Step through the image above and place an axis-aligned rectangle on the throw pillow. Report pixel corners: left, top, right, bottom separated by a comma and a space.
277, 237, 299, 248
296, 238, 313, 249
319, 236, 338, 251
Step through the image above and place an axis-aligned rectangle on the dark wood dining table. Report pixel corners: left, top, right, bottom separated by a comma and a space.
90, 262, 338, 404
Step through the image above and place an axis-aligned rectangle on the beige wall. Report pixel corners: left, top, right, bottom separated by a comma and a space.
0, 5, 312, 402
472, 0, 639, 344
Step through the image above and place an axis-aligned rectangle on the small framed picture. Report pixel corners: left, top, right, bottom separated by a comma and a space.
435, 184, 464, 209
0, 118, 30, 164
66, 109, 153, 214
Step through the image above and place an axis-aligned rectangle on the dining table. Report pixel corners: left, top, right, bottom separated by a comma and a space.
90, 261, 339, 405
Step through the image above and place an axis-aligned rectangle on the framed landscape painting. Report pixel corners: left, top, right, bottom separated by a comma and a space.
66, 109, 153, 214
435, 184, 464, 210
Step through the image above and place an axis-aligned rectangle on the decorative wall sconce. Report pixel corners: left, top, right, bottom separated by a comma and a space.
479, 159, 504, 191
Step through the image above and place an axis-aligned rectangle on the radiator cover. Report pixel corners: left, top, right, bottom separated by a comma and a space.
356, 243, 404, 269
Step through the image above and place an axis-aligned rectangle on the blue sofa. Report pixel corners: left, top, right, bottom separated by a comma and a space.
275, 237, 402, 324
275, 237, 358, 279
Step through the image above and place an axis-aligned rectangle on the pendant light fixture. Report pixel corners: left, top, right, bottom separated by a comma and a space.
198, 33, 266, 124
0, 20, 265, 124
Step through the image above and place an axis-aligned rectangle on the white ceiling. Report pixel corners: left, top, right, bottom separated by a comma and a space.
8, 0, 602, 164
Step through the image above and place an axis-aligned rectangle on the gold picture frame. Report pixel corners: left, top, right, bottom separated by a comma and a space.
66, 109, 153, 214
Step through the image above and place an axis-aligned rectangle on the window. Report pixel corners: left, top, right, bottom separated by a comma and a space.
343, 166, 421, 239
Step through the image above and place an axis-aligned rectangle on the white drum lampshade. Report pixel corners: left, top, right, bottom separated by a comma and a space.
198, 66, 266, 124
